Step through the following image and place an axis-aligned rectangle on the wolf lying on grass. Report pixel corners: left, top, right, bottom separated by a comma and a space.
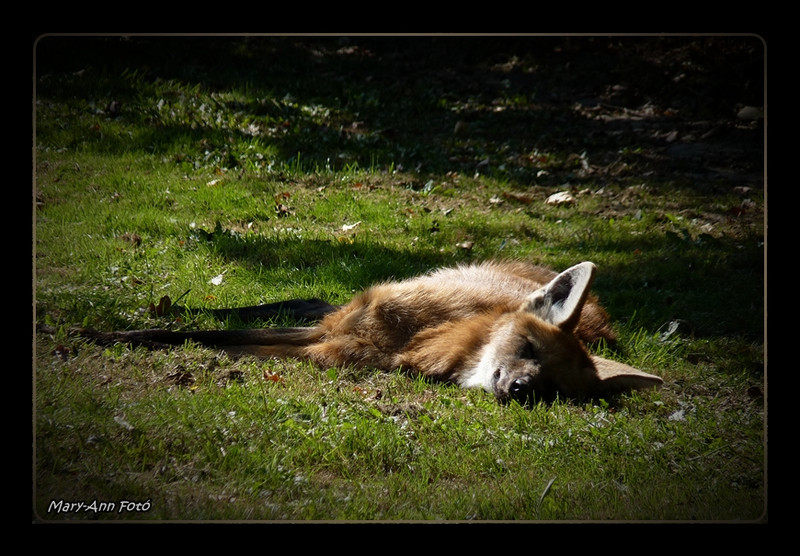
49, 261, 663, 404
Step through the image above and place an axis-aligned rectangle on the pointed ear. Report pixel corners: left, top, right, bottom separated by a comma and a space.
523, 262, 596, 332
590, 355, 664, 392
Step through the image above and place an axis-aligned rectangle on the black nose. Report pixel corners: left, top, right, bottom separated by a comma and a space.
509, 376, 532, 401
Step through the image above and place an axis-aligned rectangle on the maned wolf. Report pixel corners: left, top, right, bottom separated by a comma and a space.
59, 260, 663, 404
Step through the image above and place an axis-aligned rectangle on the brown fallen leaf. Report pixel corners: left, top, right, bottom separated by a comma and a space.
502, 191, 536, 204
120, 232, 142, 247
148, 295, 172, 317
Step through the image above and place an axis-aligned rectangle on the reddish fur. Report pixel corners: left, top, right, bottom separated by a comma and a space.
295, 261, 615, 378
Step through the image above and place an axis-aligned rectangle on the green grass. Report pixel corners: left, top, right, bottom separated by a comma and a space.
34, 35, 765, 522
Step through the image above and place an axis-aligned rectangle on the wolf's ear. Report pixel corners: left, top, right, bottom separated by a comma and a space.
524, 262, 596, 332
590, 355, 664, 392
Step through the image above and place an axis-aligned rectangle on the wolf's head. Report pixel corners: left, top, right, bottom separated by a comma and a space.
465, 262, 663, 404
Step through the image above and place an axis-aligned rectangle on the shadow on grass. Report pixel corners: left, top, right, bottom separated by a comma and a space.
36, 35, 764, 191
195, 222, 458, 295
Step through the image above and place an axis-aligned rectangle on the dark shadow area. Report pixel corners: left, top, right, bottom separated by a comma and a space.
590, 237, 762, 340
35, 35, 764, 192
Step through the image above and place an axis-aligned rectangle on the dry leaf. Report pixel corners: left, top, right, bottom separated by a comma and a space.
736, 106, 763, 120
120, 232, 142, 247
502, 192, 536, 204
114, 416, 134, 431
149, 295, 172, 316
545, 191, 576, 206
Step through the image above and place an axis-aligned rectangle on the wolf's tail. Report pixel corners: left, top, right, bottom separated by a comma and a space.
38, 324, 325, 359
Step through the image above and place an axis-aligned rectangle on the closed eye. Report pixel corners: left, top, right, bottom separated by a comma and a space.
520, 342, 537, 360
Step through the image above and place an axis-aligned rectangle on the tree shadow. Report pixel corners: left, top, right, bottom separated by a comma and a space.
569, 233, 763, 341
35, 34, 764, 192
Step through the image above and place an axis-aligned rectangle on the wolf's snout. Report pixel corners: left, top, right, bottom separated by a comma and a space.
509, 376, 533, 402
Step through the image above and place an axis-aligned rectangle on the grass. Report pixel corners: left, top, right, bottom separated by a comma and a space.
33, 35, 765, 522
